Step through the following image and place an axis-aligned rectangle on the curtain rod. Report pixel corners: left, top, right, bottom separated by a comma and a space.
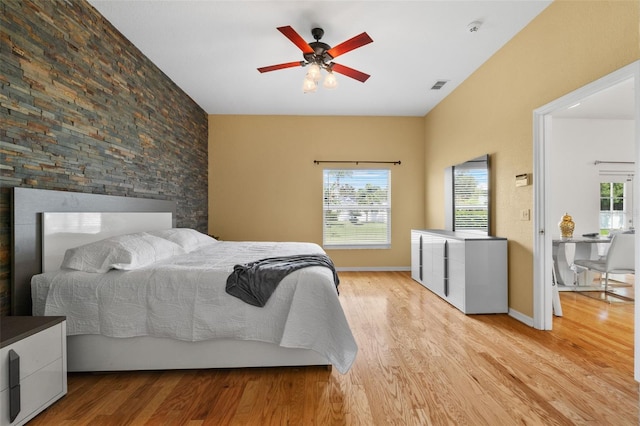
314, 160, 401, 165
594, 161, 635, 165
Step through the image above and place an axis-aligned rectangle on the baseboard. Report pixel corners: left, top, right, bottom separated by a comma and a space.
508, 308, 534, 327
336, 266, 411, 272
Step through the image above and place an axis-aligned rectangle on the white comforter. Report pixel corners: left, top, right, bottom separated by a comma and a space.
31, 241, 357, 373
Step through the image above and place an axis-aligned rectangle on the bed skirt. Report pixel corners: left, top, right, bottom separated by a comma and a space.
67, 335, 331, 372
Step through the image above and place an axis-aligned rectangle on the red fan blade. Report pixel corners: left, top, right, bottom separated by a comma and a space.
277, 26, 314, 54
327, 32, 373, 59
331, 63, 370, 83
257, 61, 303, 73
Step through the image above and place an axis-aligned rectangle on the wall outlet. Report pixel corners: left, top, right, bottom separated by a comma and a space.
520, 209, 531, 221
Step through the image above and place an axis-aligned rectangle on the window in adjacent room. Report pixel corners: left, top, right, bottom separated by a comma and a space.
600, 179, 632, 235
322, 169, 391, 249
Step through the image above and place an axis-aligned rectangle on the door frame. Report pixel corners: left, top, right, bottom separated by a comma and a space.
532, 60, 640, 379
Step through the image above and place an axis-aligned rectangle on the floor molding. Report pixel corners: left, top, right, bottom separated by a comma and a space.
508, 308, 534, 327
336, 266, 411, 272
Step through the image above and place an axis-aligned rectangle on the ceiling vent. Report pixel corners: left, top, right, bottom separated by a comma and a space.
431, 80, 449, 90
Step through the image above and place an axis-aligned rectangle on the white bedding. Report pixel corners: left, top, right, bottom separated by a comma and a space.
31, 241, 357, 373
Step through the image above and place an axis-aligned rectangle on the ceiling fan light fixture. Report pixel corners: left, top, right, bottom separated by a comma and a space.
306, 63, 322, 82
259, 26, 373, 92
302, 77, 317, 93
323, 71, 338, 89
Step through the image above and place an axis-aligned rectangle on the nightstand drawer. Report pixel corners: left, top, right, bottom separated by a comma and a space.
1, 317, 66, 426
0, 325, 63, 392
0, 357, 65, 425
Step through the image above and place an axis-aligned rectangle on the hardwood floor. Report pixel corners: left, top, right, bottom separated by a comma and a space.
30, 272, 637, 425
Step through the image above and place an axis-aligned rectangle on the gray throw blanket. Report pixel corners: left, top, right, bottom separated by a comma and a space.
226, 254, 339, 307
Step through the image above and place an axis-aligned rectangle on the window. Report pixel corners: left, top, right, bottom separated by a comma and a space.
453, 158, 489, 233
600, 181, 629, 235
323, 169, 391, 249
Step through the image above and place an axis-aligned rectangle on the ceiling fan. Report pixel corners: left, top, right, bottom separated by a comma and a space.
257, 26, 373, 92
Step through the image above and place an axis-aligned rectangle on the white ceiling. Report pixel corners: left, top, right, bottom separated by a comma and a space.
551, 78, 635, 120
88, 0, 556, 116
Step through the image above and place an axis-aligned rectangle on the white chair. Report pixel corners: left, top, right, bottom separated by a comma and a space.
573, 233, 635, 294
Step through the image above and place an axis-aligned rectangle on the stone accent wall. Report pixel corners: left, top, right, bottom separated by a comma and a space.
0, 0, 209, 315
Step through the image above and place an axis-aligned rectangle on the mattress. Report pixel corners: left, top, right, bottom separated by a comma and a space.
31, 241, 357, 373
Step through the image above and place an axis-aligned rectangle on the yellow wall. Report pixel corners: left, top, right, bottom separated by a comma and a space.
424, 0, 640, 316
208, 115, 425, 268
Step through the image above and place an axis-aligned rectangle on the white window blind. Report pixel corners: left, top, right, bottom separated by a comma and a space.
323, 169, 391, 249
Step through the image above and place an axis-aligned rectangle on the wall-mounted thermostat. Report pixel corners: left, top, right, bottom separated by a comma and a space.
515, 173, 530, 187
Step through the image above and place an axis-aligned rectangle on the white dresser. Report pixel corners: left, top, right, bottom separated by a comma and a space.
1, 316, 67, 426
411, 230, 508, 314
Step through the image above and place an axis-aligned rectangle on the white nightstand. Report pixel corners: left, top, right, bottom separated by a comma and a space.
1, 316, 67, 426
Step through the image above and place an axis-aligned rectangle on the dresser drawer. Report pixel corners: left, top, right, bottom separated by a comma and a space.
0, 324, 63, 392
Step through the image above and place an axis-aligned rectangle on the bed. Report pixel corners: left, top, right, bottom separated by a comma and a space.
12, 188, 357, 374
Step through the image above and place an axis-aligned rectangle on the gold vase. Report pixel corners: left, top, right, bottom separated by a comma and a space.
558, 212, 575, 239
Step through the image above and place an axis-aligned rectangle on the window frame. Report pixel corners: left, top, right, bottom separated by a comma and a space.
599, 180, 629, 235
322, 168, 391, 250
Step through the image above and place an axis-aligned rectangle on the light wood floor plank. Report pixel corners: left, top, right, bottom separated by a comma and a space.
27, 271, 638, 425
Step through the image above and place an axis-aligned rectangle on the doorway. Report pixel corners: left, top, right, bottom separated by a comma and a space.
532, 60, 640, 379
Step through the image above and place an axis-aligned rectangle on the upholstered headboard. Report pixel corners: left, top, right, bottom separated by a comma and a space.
11, 188, 177, 315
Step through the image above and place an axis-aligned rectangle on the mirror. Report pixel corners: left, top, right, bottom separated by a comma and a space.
445, 154, 490, 235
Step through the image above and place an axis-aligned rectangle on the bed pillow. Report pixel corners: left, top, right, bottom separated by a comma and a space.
148, 228, 217, 252
61, 232, 186, 273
